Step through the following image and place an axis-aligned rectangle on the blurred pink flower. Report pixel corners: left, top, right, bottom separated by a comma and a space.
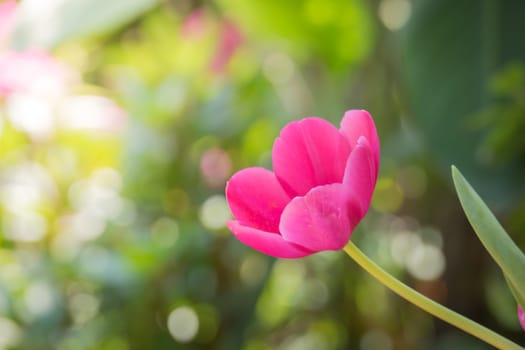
200, 147, 232, 188
0, 50, 72, 97
181, 10, 207, 38
181, 10, 243, 74
226, 110, 379, 258
210, 20, 243, 73
0, 0, 17, 47
519, 305, 525, 331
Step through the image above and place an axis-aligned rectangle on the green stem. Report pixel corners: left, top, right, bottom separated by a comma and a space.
344, 241, 524, 350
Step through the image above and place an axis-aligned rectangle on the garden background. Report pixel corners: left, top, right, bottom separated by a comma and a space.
0, 0, 524, 349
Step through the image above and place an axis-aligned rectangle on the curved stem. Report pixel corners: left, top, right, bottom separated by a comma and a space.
344, 241, 524, 350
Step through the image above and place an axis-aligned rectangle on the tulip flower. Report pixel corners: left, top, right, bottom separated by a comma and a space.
519, 305, 525, 331
225, 110, 379, 258
225, 109, 524, 349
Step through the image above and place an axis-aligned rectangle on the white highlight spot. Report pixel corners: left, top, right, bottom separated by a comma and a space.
0, 317, 21, 349
24, 281, 55, 318
378, 0, 412, 31
167, 306, 199, 343
199, 195, 231, 230
4, 212, 47, 242
6, 94, 55, 138
406, 244, 445, 281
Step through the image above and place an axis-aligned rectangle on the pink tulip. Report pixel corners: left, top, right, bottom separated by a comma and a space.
519, 305, 525, 331
225, 110, 379, 258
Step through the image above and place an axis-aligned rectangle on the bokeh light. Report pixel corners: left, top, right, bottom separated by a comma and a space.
199, 195, 231, 231
167, 306, 200, 343
23, 281, 56, 320
405, 244, 445, 281
239, 253, 268, 287
0, 317, 21, 350
200, 147, 232, 188
68, 292, 100, 325
378, 0, 412, 31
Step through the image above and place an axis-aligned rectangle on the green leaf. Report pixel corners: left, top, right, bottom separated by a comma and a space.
452, 165, 525, 308
504, 274, 525, 310
11, 0, 159, 49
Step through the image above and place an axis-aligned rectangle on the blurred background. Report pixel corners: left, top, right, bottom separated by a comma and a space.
0, 0, 524, 349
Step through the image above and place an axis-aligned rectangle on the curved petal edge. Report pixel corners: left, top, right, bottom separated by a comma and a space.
228, 221, 313, 258
343, 137, 377, 218
272, 117, 351, 197
279, 183, 362, 252
226, 167, 290, 233
340, 110, 380, 172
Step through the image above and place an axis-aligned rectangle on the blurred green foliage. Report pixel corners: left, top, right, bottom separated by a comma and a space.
0, 0, 524, 349
400, 0, 525, 210
475, 62, 525, 164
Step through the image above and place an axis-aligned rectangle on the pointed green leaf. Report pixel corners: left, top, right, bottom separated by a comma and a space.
452, 166, 525, 307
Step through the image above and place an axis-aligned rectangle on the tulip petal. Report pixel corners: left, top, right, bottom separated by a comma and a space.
272, 117, 351, 197
228, 221, 313, 258
279, 183, 361, 252
342, 137, 377, 218
226, 167, 290, 232
340, 110, 380, 175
